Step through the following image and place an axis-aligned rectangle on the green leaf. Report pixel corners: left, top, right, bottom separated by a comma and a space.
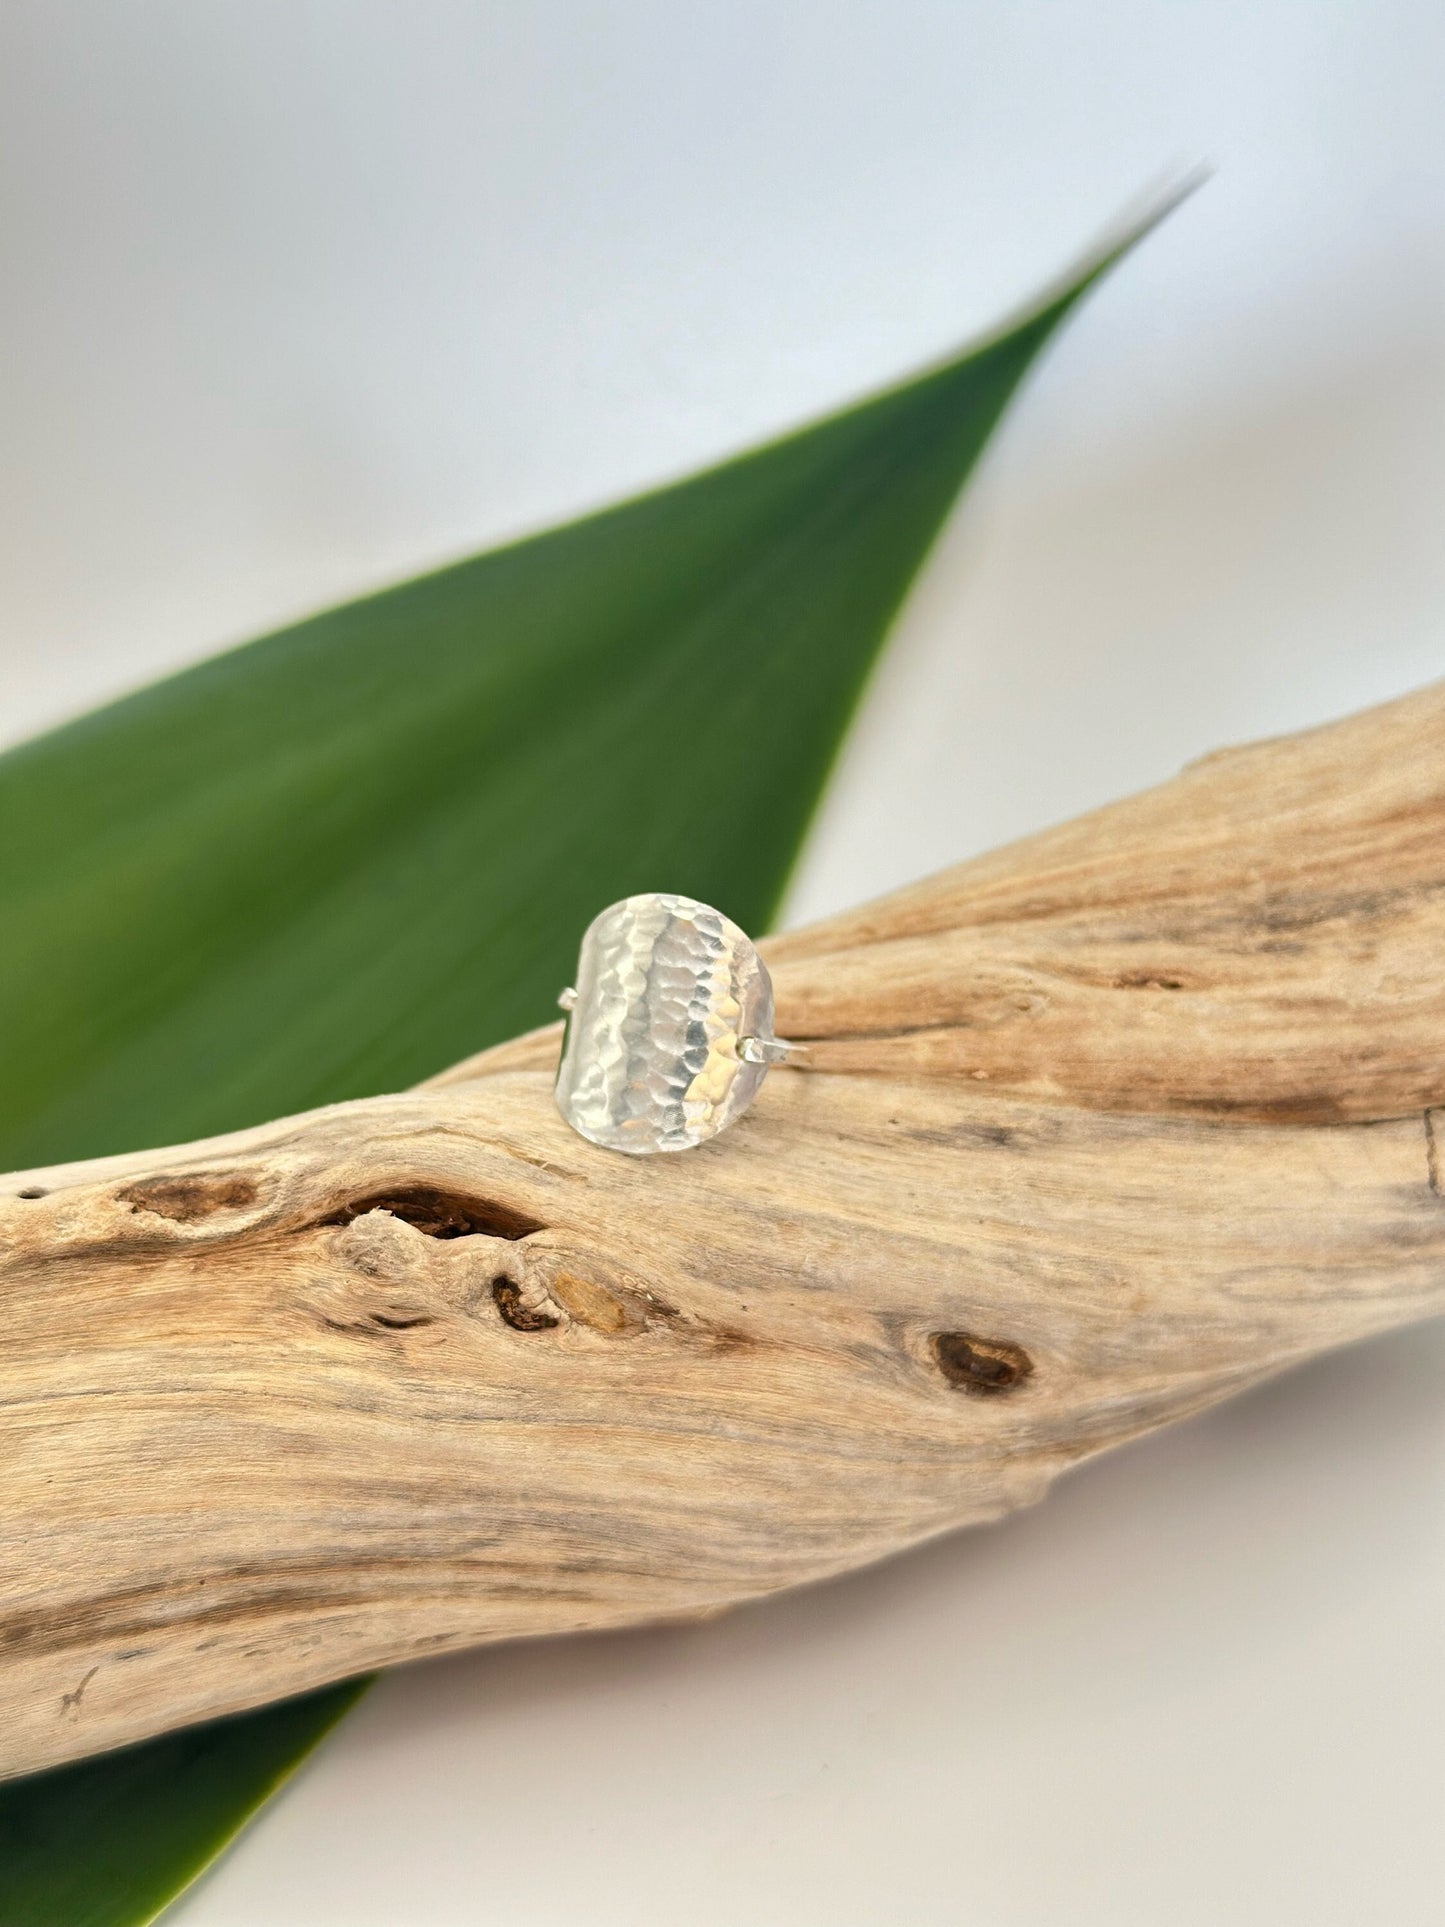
0, 266, 1123, 1172
0, 1685, 368, 1927
0, 217, 1158, 1923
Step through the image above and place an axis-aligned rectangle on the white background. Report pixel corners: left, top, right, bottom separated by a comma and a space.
2, 5, 1443, 1923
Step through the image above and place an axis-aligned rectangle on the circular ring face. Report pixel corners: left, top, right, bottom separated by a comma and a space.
554, 893, 775, 1154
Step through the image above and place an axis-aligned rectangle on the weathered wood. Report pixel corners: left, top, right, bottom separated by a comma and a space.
3, 682, 1444, 1779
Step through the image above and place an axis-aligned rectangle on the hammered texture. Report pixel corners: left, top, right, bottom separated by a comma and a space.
554, 894, 774, 1153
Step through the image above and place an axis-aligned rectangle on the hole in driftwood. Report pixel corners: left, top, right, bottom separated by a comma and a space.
932, 1330, 1033, 1395
326, 1187, 545, 1242
119, 1174, 259, 1222
16, 1187, 46, 1200
491, 1279, 560, 1331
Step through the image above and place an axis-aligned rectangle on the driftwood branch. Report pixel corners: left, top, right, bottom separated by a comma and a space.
4, 683, 1445, 1779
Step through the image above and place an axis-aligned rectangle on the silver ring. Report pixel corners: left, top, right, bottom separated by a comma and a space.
554, 892, 803, 1154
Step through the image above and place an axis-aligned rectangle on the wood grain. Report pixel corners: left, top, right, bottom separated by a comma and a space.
4, 682, 1444, 1778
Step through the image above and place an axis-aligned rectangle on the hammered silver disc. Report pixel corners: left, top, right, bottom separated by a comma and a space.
554, 893, 775, 1154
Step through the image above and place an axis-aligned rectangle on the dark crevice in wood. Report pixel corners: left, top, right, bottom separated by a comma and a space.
319, 1310, 438, 1337
1426, 1110, 1443, 1198
491, 1279, 560, 1331
324, 1187, 546, 1242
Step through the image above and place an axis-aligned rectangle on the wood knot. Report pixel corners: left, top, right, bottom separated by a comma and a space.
931, 1330, 1033, 1395
490, 1258, 637, 1336
118, 1174, 259, 1222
